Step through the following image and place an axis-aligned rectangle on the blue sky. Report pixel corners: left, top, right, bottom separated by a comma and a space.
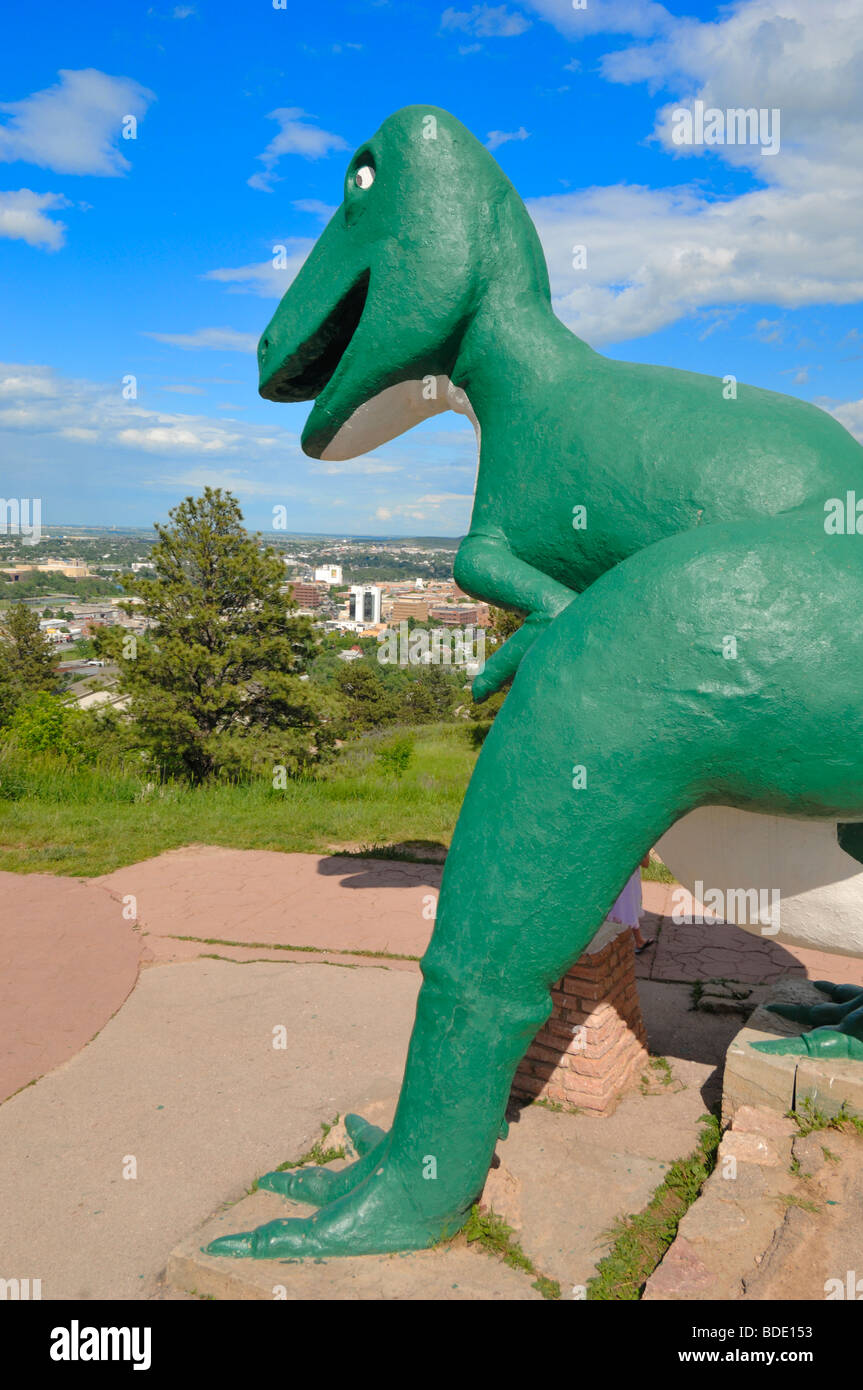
2, 0, 863, 535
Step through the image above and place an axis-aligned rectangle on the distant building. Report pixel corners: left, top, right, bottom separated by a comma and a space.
1, 558, 90, 580
338, 646, 364, 662
314, 564, 343, 585
289, 581, 326, 609
349, 585, 382, 625
429, 604, 481, 627
391, 597, 429, 623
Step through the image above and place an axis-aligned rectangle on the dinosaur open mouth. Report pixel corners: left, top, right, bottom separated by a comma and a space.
259, 271, 370, 403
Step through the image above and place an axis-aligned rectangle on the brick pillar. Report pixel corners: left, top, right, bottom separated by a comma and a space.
511, 925, 649, 1116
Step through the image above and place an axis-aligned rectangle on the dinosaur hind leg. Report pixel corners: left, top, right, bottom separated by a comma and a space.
206, 568, 699, 1259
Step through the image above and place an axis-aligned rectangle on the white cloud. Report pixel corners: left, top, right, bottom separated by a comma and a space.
374, 491, 473, 522
0, 68, 154, 176
248, 108, 349, 192
513, 1, 863, 345
487, 126, 530, 151
520, 0, 670, 39
754, 318, 787, 345
530, 177, 863, 346
0, 189, 69, 248
311, 458, 401, 475
0, 362, 476, 530
116, 424, 245, 453
825, 394, 863, 443
0, 363, 290, 468
145, 468, 293, 497
0, 368, 66, 399
292, 198, 337, 221
441, 5, 532, 38
781, 365, 813, 384
204, 240, 314, 298
143, 327, 259, 352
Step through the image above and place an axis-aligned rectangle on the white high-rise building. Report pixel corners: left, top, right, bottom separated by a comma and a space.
349, 585, 382, 625
315, 564, 343, 584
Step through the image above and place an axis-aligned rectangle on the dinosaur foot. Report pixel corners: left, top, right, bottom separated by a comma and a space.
766, 980, 863, 1028
257, 1114, 387, 1207
205, 1159, 454, 1260
752, 1018, 863, 1061
758, 981, 863, 1057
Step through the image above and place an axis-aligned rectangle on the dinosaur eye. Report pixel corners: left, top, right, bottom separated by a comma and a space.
354, 165, 375, 190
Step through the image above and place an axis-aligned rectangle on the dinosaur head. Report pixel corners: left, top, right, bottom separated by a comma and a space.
257, 104, 550, 459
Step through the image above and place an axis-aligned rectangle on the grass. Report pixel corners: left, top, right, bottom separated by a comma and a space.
273, 1117, 346, 1173
170, 934, 420, 962
777, 1192, 820, 1215
641, 857, 675, 884
0, 723, 477, 875
639, 1055, 681, 1094
461, 1205, 561, 1299
245, 1117, 347, 1194
533, 1096, 581, 1116
585, 1113, 721, 1300
787, 1097, 863, 1137
0, 720, 684, 881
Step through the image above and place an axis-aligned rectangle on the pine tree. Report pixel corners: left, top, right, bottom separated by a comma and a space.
334, 661, 400, 730
100, 489, 333, 783
0, 602, 58, 726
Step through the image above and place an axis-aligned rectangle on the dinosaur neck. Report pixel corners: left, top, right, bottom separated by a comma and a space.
452, 286, 594, 446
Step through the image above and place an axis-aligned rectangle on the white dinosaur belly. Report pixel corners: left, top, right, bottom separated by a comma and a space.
658, 808, 863, 958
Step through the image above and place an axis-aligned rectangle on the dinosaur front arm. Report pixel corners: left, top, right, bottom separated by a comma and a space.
454, 530, 577, 700
454, 529, 575, 618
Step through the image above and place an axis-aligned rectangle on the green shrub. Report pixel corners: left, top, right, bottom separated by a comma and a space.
376, 734, 415, 779
4, 693, 78, 758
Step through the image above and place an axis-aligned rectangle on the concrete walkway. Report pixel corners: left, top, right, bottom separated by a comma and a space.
0, 960, 419, 1299
0, 873, 141, 1103
3, 846, 863, 1300
639, 879, 863, 987
4, 851, 863, 1107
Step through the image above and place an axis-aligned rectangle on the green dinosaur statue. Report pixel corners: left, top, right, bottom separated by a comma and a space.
207, 105, 863, 1261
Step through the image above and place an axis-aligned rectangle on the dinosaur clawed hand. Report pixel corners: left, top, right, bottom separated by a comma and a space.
754, 981, 863, 1059
472, 611, 557, 701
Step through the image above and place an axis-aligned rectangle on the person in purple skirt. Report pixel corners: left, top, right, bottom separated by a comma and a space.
607, 853, 655, 954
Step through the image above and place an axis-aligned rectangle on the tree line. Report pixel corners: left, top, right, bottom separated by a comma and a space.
0, 489, 508, 785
